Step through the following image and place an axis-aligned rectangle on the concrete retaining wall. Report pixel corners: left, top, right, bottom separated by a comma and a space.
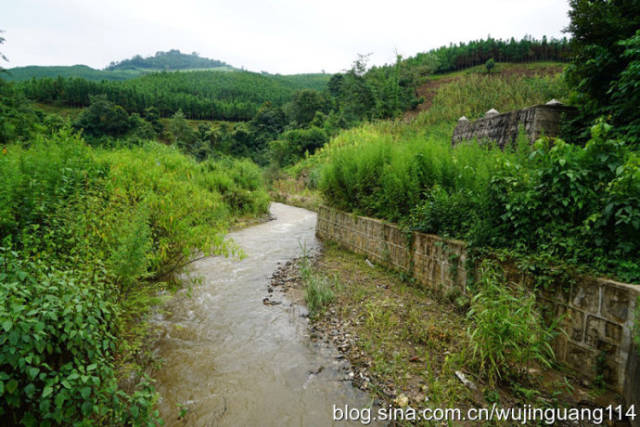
451, 104, 576, 148
316, 205, 639, 402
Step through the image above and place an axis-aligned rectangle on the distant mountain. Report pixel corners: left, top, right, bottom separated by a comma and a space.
3, 65, 144, 81
106, 49, 233, 71
4, 50, 236, 82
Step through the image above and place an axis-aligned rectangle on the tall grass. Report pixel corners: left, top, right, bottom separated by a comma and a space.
291, 72, 567, 177
319, 132, 517, 224
468, 261, 556, 386
299, 256, 334, 317
414, 73, 568, 127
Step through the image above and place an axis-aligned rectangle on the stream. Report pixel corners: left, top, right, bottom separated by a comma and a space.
152, 203, 374, 426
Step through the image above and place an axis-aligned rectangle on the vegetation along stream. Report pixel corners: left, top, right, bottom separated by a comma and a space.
151, 203, 373, 426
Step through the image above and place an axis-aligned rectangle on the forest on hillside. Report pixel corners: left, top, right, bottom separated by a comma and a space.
404, 35, 571, 74
106, 49, 231, 71
17, 71, 331, 121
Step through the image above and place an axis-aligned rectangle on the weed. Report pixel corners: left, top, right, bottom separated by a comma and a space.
299, 256, 334, 317
467, 260, 556, 386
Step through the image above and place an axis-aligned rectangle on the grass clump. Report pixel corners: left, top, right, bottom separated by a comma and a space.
299, 256, 334, 317
467, 261, 556, 386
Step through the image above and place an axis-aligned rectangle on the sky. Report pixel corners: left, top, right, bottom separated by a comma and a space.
2, 0, 571, 74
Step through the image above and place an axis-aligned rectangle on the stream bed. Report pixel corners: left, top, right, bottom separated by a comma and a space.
152, 202, 374, 426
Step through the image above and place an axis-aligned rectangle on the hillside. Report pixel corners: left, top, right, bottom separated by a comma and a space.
3, 65, 146, 81
17, 70, 331, 120
106, 49, 232, 71
407, 61, 566, 118
4, 50, 235, 82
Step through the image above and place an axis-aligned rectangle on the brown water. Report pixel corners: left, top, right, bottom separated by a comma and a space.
152, 203, 374, 426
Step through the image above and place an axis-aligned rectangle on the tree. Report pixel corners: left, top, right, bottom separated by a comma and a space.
166, 109, 196, 151
73, 95, 132, 138
565, 0, 640, 142
143, 106, 163, 134
609, 30, 640, 144
288, 89, 328, 127
0, 30, 8, 73
250, 102, 286, 148
485, 58, 495, 74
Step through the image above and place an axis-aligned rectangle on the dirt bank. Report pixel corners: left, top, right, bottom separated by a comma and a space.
272, 242, 627, 426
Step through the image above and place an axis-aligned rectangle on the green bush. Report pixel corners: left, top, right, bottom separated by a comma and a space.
0, 80, 45, 144
0, 131, 269, 424
73, 95, 133, 138
268, 126, 328, 167
0, 248, 158, 425
197, 157, 270, 217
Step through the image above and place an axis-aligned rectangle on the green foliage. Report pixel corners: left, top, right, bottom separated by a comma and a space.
106, 49, 231, 71
485, 58, 495, 74
287, 89, 329, 127
609, 30, 640, 144
404, 35, 570, 75
0, 77, 54, 144
197, 157, 270, 216
4, 65, 145, 82
0, 249, 160, 425
411, 186, 477, 237
565, 0, 640, 143
17, 70, 330, 121
317, 117, 640, 281
413, 72, 568, 127
0, 131, 269, 424
249, 102, 286, 149
166, 109, 197, 149
299, 256, 334, 317
73, 95, 133, 138
467, 261, 555, 386
330, 54, 419, 123
269, 126, 329, 167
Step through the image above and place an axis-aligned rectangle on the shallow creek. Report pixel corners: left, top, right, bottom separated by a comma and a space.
152, 202, 374, 426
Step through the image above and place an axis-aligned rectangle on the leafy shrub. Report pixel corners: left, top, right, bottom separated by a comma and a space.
0, 130, 108, 254
73, 95, 133, 138
197, 157, 270, 216
410, 186, 478, 237
0, 131, 269, 424
269, 126, 328, 167
0, 80, 45, 144
0, 248, 158, 425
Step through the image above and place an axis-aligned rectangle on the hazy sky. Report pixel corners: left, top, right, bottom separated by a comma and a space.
3, 0, 571, 74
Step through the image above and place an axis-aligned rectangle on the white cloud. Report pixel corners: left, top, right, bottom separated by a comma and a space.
2, 0, 570, 74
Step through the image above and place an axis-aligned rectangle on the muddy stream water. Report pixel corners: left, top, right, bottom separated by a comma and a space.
152, 203, 374, 426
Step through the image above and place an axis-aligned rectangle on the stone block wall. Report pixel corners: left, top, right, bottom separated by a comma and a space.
451, 104, 576, 148
316, 206, 639, 402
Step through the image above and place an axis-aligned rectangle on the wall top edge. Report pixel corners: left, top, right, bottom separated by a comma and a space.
318, 205, 638, 288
